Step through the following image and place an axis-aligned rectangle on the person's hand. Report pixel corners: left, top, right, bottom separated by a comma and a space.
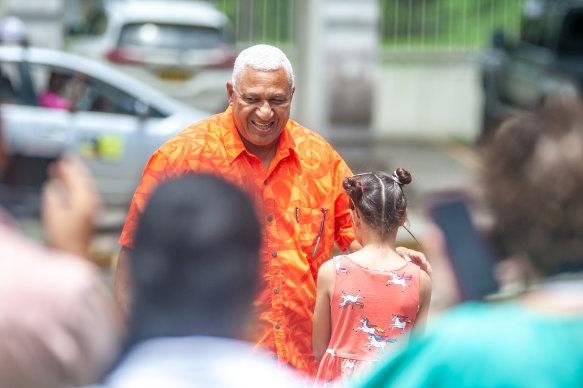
41, 154, 101, 258
396, 246, 432, 277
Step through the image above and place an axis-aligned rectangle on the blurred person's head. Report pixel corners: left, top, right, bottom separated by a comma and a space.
227, 44, 295, 155
128, 174, 262, 343
343, 169, 411, 242
47, 72, 69, 93
482, 96, 583, 277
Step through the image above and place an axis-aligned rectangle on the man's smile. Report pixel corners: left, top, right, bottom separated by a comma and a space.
251, 120, 274, 132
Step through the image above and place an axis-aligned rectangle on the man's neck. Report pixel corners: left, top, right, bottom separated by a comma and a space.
240, 135, 279, 170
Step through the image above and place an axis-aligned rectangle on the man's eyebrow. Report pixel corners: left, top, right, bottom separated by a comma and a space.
241, 92, 288, 99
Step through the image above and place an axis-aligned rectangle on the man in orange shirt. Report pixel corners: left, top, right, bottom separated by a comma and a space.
115, 44, 427, 377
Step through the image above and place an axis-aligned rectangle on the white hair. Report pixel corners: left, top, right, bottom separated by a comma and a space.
232, 44, 294, 89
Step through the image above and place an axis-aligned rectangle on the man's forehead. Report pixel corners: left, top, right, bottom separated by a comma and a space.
239, 66, 289, 84
237, 72, 292, 95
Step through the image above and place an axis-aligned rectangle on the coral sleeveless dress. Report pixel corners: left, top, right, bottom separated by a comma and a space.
315, 255, 420, 387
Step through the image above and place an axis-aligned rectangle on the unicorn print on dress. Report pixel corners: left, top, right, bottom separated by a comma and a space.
385, 271, 412, 292
339, 290, 365, 309
365, 333, 398, 353
335, 256, 349, 275
353, 316, 385, 335
389, 314, 412, 333
342, 359, 357, 373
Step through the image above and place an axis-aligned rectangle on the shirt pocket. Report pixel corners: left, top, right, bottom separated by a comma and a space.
297, 207, 332, 260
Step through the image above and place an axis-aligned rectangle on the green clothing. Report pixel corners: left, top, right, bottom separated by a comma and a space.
353, 301, 583, 388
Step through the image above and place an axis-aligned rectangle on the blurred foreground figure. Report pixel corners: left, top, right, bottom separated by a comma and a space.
93, 174, 302, 387
0, 127, 119, 386
354, 97, 583, 387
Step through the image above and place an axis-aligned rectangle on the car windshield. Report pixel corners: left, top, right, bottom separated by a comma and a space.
557, 8, 583, 57
118, 23, 225, 50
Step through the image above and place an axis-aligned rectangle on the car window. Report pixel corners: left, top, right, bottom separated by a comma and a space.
118, 23, 226, 50
521, 14, 552, 47
557, 8, 583, 57
0, 62, 25, 104
28, 64, 76, 110
77, 75, 165, 118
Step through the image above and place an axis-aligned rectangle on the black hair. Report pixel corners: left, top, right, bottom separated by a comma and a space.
127, 173, 262, 344
343, 169, 412, 240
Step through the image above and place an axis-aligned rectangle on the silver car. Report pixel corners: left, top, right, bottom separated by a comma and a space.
67, 0, 236, 113
0, 45, 209, 210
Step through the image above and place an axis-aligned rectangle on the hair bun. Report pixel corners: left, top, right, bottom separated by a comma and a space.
342, 175, 364, 200
393, 168, 412, 185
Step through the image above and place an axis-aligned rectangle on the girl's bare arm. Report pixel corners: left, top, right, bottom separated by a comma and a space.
312, 259, 334, 361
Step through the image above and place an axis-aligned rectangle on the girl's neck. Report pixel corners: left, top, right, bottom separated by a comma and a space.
359, 229, 397, 250
352, 230, 405, 264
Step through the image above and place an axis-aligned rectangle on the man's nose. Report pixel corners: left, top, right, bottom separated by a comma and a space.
257, 100, 273, 119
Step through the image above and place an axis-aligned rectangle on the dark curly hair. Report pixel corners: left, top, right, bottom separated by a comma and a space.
343, 169, 412, 240
481, 96, 583, 276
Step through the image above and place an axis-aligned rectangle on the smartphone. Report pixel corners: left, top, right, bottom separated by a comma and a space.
0, 153, 59, 218
426, 195, 499, 301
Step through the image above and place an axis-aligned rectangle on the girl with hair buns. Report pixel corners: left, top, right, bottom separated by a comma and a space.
312, 169, 431, 387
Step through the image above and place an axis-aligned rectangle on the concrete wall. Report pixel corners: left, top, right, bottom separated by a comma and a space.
2, 0, 65, 49
371, 54, 484, 142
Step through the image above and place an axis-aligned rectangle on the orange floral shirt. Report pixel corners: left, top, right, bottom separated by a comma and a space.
119, 107, 355, 376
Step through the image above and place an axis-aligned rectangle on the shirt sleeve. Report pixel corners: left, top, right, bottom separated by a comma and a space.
332, 155, 355, 251
118, 149, 172, 249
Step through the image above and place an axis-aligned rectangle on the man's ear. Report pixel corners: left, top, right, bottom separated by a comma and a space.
226, 82, 234, 106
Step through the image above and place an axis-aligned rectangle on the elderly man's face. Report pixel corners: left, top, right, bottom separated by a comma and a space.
227, 66, 294, 151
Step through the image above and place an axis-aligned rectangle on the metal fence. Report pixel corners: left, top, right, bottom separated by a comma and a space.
206, 0, 298, 49
204, 0, 529, 55
378, 0, 529, 53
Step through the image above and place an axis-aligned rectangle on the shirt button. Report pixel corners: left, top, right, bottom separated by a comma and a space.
264, 179, 268, 185
271, 251, 277, 257
267, 215, 273, 222
273, 287, 279, 294
275, 323, 281, 329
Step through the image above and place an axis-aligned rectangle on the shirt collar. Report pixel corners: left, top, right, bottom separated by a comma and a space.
221, 107, 301, 165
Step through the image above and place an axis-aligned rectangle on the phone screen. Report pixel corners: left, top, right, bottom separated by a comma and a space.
0, 154, 58, 218
428, 198, 499, 301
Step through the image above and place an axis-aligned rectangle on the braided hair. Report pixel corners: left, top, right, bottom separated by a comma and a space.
343, 169, 412, 240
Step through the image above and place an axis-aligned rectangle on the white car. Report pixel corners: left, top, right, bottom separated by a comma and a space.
0, 45, 209, 210
67, 0, 236, 113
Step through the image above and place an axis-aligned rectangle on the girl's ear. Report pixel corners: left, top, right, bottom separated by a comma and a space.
399, 208, 408, 227
350, 208, 360, 228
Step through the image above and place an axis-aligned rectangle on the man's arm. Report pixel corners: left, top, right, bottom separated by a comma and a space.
114, 246, 133, 319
